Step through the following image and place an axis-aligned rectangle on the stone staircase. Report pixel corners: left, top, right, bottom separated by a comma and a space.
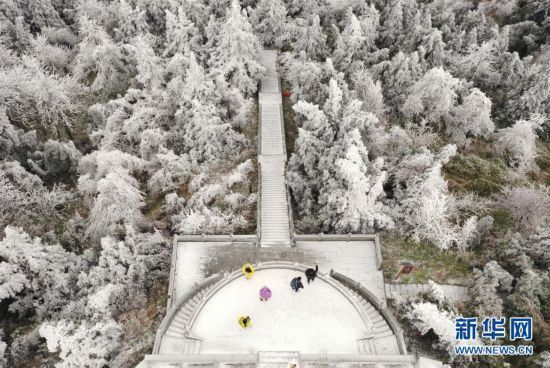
258, 49, 292, 247
159, 283, 217, 354
259, 351, 300, 368
346, 288, 401, 355
260, 100, 285, 156
260, 156, 291, 246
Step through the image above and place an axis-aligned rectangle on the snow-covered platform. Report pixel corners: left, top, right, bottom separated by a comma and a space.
139, 258, 442, 367
169, 235, 386, 305
154, 261, 403, 356
193, 268, 368, 354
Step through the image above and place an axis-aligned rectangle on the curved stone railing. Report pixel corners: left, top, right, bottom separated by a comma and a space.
185, 267, 249, 329
153, 273, 224, 354
330, 270, 407, 354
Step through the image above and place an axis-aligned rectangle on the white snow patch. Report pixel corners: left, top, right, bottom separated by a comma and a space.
192, 269, 368, 354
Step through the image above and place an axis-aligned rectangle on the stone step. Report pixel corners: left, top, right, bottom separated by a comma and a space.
258, 351, 299, 363
183, 339, 201, 354
357, 339, 375, 354
165, 329, 186, 338
375, 329, 395, 339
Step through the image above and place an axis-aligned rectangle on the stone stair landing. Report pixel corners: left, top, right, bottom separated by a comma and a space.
259, 351, 300, 368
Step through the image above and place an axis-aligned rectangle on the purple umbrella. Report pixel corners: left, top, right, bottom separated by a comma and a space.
259, 286, 272, 301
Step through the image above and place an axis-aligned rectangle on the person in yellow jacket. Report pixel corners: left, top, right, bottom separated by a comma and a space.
238, 315, 251, 328
242, 263, 255, 279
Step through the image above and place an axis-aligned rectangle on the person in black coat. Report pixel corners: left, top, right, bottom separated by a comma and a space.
305, 265, 318, 284
290, 276, 304, 292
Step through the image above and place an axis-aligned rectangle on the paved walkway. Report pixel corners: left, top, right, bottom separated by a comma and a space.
258, 50, 291, 247
171, 239, 386, 303
385, 283, 469, 303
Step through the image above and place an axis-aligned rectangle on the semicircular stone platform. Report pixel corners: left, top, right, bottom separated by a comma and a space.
156, 263, 401, 356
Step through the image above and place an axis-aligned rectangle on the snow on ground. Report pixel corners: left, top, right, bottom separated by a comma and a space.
192, 268, 368, 354
297, 240, 386, 300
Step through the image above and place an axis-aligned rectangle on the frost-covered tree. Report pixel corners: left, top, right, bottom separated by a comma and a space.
113, 0, 149, 42
163, 7, 202, 57
0, 108, 19, 160
40, 319, 122, 368
510, 226, 550, 268
30, 35, 71, 72
182, 100, 246, 165
426, 280, 445, 305
374, 51, 423, 109
320, 129, 393, 232
78, 235, 145, 292
498, 185, 550, 233
537, 352, 550, 368
251, 0, 287, 48
495, 115, 543, 173
0, 226, 77, 318
77, 149, 143, 201
0, 332, 6, 367
25, 0, 65, 31
447, 88, 494, 145
380, 0, 405, 48
210, 0, 263, 95
148, 149, 191, 193
287, 0, 321, 17
398, 161, 456, 248
0, 262, 28, 302
293, 15, 327, 60
0, 56, 82, 136
333, 8, 366, 70
504, 58, 550, 123
280, 52, 325, 104
454, 40, 501, 88
27, 139, 81, 184
402, 67, 461, 123
73, 16, 132, 96
357, 4, 380, 52
86, 171, 145, 240
172, 160, 256, 234
510, 264, 548, 316
420, 28, 446, 68
0, 163, 73, 230
352, 70, 386, 117
131, 35, 165, 91
174, 207, 247, 234
392, 145, 478, 250
287, 101, 334, 220
289, 79, 391, 232
469, 261, 513, 318
405, 301, 479, 355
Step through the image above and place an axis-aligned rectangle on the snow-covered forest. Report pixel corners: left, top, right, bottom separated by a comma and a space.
0, 0, 548, 367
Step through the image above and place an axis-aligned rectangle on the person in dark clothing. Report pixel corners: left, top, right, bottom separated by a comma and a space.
290, 276, 304, 292
305, 265, 318, 284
